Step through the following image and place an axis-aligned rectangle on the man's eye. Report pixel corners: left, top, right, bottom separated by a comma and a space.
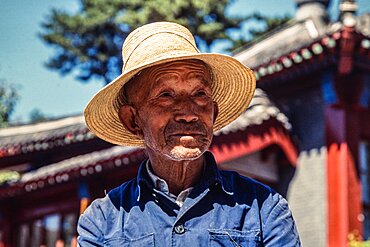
158, 91, 172, 97
195, 91, 207, 97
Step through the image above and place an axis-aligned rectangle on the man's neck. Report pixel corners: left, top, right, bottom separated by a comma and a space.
146, 150, 205, 196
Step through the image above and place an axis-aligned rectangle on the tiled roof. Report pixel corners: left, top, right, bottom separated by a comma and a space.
234, 18, 328, 69
0, 146, 146, 198
0, 115, 94, 158
215, 88, 291, 136
20, 146, 139, 184
0, 115, 84, 138
211, 92, 297, 166
234, 14, 370, 82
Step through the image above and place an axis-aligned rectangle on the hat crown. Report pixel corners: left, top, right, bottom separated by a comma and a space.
121, 22, 199, 73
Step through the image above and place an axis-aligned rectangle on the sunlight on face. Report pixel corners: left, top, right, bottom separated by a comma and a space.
124, 59, 217, 161
169, 136, 203, 160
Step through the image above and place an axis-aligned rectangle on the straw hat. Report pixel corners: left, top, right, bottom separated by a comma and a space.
84, 22, 256, 146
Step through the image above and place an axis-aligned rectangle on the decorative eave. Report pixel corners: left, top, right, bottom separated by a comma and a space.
0, 146, 146, 199
251, 30, 370, 83
212, 89, 297, 166
234, 15, 370, 85
212, 125, 297, 166
0, 115, 94, 159
215, 89, 291, 134
252, 32, 339, 82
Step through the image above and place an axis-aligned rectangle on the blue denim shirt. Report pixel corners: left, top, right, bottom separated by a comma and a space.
77, 152, 301, 246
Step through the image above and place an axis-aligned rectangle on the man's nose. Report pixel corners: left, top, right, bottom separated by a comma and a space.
173, 99, 199, 123
174, 111, 199, 123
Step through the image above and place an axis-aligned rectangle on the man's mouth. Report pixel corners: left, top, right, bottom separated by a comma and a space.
179, 135, 199, 142
166, 133, 206, 147
168, 133, 205, 138
164, 120, 209, 139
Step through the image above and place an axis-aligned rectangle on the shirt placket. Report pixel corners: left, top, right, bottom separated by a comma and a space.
170, 187, 211, 246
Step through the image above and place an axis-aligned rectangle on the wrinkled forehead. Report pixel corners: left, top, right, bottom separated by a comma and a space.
120, 59, 212, 104
144, 59, 211, 80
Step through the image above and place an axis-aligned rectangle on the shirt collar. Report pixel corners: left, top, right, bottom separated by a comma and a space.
136, 159, 154, 201
145, 160, 171, 194
136, 151, 233, 202
201, 151, 234, 195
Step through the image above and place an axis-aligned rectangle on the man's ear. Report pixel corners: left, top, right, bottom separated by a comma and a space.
213, 101, 219, 124
118, 105, 143, 138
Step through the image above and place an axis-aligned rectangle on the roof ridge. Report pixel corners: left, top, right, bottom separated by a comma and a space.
0, 115, 85, 137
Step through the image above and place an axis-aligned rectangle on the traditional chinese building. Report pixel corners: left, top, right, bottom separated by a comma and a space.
0, 89, 297, 246
233, 0, 370, 245
0, 0, 369, 246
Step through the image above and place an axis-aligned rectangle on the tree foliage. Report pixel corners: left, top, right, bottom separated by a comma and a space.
0, 80, 19, 128
40, 0, 245, 84
40, 0, 290, 84
29, 108, 49, 124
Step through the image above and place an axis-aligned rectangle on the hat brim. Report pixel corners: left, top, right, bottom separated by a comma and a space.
84, 52, 256, 146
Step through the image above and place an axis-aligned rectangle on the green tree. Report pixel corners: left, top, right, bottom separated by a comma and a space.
40, 0, 245, 84
40, 0, 290, 84
0, 80, 19, 128
29, 108, 49, 124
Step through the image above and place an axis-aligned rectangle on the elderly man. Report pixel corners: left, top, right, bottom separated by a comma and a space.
78, 22, 301, 246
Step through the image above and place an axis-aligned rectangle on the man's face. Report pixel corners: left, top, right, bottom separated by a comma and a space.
122, 59, 218, 161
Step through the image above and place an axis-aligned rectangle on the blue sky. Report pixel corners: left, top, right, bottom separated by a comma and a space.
0, 0, 369, 123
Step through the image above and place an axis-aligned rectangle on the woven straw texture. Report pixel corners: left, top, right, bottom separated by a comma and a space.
84, 22, 256, 146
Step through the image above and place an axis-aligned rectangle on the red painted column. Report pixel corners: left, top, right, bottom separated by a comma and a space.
324, 19, 366, 245
325, 106, 363, 247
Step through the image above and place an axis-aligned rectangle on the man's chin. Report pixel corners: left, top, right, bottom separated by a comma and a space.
168, 145, 204, 161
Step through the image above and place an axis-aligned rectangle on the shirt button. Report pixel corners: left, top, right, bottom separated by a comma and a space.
174, 224, 185, 234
